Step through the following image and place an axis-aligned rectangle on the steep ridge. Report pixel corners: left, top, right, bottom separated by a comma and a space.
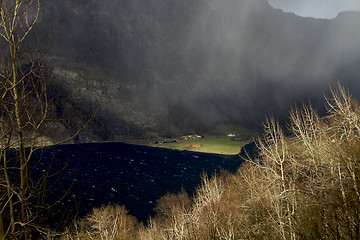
35, 0, 360, 141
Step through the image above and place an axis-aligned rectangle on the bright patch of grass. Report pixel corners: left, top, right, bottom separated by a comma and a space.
128, 124, 257, 155
160, 137, 247, 155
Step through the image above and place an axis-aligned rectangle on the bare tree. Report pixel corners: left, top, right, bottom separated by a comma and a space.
0, 1, 93, 239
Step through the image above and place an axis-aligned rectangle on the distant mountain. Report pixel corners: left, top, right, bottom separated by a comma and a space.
36, 0, 360, 140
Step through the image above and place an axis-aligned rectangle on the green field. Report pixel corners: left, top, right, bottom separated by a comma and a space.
159, 136, 248, 155
149, 124, 257, 155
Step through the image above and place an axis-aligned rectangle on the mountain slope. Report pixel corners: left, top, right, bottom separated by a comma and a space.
37, 0, 360, 140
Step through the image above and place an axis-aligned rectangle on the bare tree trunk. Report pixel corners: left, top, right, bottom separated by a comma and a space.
2, 151, 16, 239
9, 28, 31, 240
0, 213, 4, 240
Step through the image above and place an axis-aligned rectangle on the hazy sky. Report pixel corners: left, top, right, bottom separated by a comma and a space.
268, 0, 360, 19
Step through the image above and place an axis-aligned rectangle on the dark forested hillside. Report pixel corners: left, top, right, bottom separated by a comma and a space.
37, 0, 360, 141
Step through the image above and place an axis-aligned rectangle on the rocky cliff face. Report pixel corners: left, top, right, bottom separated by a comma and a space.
36, 0, 360, 141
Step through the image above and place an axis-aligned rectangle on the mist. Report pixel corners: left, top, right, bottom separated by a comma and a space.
37, 0, 360, 138
268, 0, 360, 19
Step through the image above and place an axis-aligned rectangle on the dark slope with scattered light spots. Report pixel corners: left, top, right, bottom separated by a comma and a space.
37, 142, 243, 223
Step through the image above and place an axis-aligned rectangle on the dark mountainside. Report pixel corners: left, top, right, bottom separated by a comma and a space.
37, 0, 360, 141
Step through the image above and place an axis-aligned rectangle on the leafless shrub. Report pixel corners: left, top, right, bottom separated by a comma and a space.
79, 204, 139, 240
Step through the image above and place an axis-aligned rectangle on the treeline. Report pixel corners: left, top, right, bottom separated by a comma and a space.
58, 84, 360, 239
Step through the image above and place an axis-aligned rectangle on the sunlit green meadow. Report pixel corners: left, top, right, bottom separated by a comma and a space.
159, 137, 246, 155
156, 124, 256, 155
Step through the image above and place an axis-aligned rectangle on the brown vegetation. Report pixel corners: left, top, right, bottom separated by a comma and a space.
66, 204, 139, 240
